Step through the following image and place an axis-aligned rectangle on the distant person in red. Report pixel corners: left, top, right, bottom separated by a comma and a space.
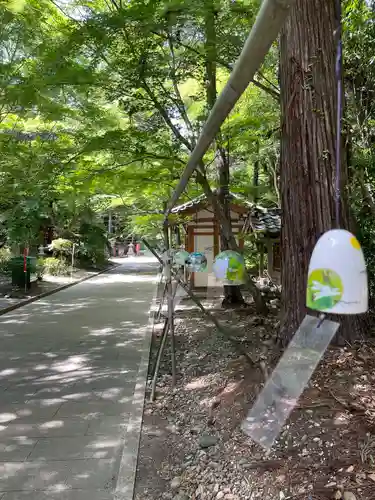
135, 242, 141, 255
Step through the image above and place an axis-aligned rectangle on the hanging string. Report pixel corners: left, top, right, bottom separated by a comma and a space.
335, 0, 343, 228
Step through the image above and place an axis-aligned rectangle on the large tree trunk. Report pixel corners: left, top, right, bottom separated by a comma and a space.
253, 140, 260, 203
217, 149, 245, 306
197, 170, 267, 313
279, 0, 366, 345
204, 0, 244, 306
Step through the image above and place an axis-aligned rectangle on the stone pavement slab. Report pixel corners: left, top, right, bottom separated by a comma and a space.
0, 436, 37, 462
28, 434, 122, 461
0, 458, 117, 491
0, 419, 91, 439
0, 400, 63, 424
0, 258, 158, 498
55, 401, 131, 420
86, 415, 130, 436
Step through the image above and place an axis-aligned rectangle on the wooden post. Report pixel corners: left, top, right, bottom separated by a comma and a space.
213, 222, 219, 256
259, 241, 264, 277
176, 226, 182, 246
267, 238, 273, 277
168, 225, 174, 249
187, 225, 194, 289
108, 211, 113, 234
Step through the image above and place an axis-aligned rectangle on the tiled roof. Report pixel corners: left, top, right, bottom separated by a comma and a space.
171, 193, 207, 213
171, 191, 281, 235
243, 207, 281, 235
171, 191, 252, 213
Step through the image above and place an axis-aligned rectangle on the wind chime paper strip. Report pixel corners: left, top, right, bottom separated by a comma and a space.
241, 315, 340, 451
173, 280, 188, 308
203, 273, 225, 308
160, 279, 188, 315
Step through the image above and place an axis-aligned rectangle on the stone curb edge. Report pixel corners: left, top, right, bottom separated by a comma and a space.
0, 263, 122, 317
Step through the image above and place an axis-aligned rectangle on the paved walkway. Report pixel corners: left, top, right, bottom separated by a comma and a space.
0, 257, 159, 500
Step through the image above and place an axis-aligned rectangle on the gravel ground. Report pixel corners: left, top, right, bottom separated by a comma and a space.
134, 298, 375, 500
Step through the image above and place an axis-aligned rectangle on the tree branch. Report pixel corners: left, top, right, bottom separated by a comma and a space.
356, 169, 375, 217
49, 0, 82, 22
118, 24, 194, 152
257, 70, 280, 92
141, 78, 193, 151
152, 31, 280, 101
166, 29, 196, 144
84, 155, 185, 178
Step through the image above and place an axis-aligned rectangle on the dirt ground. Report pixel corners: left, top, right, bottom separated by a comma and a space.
134, 298, 375, 500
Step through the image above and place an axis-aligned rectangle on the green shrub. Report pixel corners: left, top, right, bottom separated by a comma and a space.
50, 239, 73, 260
77, 246, 106, 268
36, 257, 45, 279
42, 257, 70, 276
0, 247, 12, 276
76, 223, 109, 268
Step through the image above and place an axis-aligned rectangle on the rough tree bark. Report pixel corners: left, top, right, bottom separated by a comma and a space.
253, 141, 260, 203
217, 149, 245, 306
279, 0, 366, 345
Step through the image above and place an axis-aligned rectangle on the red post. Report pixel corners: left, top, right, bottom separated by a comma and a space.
23, 247, 29, 292
23, 247, 28, 272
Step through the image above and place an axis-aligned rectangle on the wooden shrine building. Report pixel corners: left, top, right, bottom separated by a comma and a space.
170, 192, 281, 288
170, 192, 247, 288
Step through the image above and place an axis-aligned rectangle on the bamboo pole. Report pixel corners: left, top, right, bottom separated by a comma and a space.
156, 281, 167, 322
150, 273, 182, 400
163, 224, 177, 387
150, 317, 169, 402
165, 0, 295, 215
